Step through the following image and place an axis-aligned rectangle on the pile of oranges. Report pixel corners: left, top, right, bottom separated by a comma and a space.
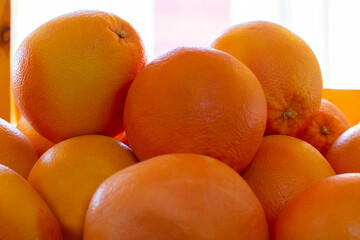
1, 10, 360, 240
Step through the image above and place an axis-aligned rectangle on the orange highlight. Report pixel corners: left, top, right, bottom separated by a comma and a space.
322, 88, 360, 126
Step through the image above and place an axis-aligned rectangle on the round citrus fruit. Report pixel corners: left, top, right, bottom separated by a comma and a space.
11, 10, 146, 143
326, 123, 360, 173
17, 116, 55, 157
84, 153, 269, 240
28, 135, 138, 240
0, 164, 62, 239
273, 173, 360, 240
212, 21, 322, 136
298, 99, 351, 156
0, 117, 37, 178
123, 47, 267, 172
241, 135, 335, 230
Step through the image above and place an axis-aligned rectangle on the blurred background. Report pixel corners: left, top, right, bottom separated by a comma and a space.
13, 0, 360, 89
1, 0, 360, 122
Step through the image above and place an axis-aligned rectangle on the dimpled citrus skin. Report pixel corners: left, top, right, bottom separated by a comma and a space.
273, 173, 360, 240
11, 10, 146, 143
0, 164, 62, 240
241, 135, 335, 230
0, 118, 38, 178
124, 47, 267, 172
326, 124, 360, 174
28, 135, 138, 240
17, 116, 55, 157
299, 99, 351, 156
212, 21, 323, 136
84, 153, 269, 240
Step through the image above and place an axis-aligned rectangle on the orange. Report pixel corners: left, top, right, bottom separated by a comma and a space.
326, 123, 360, 173
11, 10, 146, 143
212, 21, 322, 136
241, 135, 335, 230
83, 153, 269, 240
273, 173, 360, 240
0, 117, 38, 178
0, 164, 62, 239
17, 116, 55, 157
124, 47, 267, 172
28, 135, 138, 240
298, 99, 351, 156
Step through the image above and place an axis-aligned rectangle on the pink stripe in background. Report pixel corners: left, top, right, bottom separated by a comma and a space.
154, 0, 231, 57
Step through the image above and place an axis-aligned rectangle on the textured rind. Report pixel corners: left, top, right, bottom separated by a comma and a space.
0, 165, 62, 240
84, 154, 269, 240
273, 173, 360, 240
212, 21, 323, 136
326, 124, 360, 173
17, 116, 55, 157
241, 135, 335, 229
0, 118, 38, 177
124, 47, 267, 173
11, 10, 146, 143
298, 99, 351, 156
28, 135, 138, 240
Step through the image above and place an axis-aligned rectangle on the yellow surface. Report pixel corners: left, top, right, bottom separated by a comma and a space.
322, 88, 360, 126
10, 91, 21, 124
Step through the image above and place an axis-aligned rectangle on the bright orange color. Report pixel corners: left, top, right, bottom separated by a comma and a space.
11, 10, 146, 143
17, 116, 55, 157
273, 173, 360, 240
10, 93, 21, 125
124, 47, 267, 172
84, 153, 269, 240
114, 131, 129, 147
0, 164, 62, 239
113, 131, 123, 141
323, 88, 360, 126
28, 135, 138, 240
241, 135, 335, 230
326, 124, 360, 173
0, 118, 38, 178
212, 21, 322, 136
0, 0, 10, 121
298, 99, 351, 156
